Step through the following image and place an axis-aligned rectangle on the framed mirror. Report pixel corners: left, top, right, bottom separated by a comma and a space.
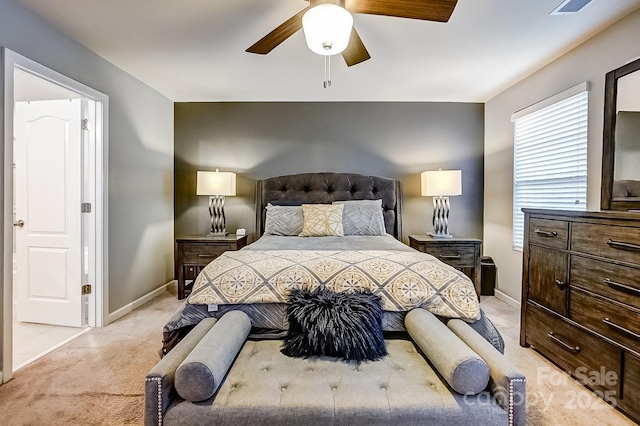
601, 56, 640, 210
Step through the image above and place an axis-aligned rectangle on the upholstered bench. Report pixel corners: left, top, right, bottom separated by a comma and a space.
145, 310, 526, 426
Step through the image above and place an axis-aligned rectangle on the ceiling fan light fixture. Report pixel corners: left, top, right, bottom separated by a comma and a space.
302, 3, 353, 56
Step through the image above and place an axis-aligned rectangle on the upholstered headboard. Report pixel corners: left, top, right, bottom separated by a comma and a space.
613, 179, 640, 201
255, 172, 403, 240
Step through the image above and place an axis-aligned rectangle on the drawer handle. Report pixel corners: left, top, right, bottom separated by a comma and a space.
535, 229, 558, 237
197, 254, 218, 258
548, 332, 581, 353
603, 318, 640, 340
439, 255, 461, 260
605, 239, 640, 252
604, 278, 640, 296
554, 279, 566, 290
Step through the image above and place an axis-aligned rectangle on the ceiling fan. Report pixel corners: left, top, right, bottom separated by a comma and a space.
246, 0, 459, 67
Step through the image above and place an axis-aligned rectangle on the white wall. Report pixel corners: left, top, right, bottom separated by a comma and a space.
484, 10, 640, 303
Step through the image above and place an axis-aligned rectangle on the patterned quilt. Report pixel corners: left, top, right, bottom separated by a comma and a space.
188, 250, 480, 321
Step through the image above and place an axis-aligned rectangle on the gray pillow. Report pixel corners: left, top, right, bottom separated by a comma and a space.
405, 308, 489, 395
174, 311, 251, 402
264, 204, 304, 236
335, 200, 386, 236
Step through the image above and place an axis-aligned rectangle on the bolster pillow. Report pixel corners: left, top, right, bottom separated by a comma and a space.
174, 310, 251, 402
405, 308, 489, 395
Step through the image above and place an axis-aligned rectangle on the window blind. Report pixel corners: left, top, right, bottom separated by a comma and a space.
512, 87, 588, 250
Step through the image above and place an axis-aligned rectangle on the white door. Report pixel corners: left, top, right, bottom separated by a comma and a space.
14, 99, 84, 327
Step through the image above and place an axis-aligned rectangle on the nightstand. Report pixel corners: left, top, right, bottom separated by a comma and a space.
175, 234, 248, 299
408, 235, 482, 298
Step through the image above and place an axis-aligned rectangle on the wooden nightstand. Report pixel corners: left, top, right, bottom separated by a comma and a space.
409, 235, 482, 298
175, 234, 248, 299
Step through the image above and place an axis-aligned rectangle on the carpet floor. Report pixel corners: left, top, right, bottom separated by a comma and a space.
0, 287, 634, 425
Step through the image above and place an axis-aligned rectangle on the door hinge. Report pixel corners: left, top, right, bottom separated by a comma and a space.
82, 284, 92, 295
81, 119, 90, 131
81, 202, 92, 213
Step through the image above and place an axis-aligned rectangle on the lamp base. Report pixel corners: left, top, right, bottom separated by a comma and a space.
209, 195, 228, 236
428, 232, 454, 239
208, 231, 228, 236
430, 196, 454, 239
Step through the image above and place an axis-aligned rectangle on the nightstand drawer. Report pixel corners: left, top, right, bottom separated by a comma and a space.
427, 244, 476, 268
183, 244, 232, 264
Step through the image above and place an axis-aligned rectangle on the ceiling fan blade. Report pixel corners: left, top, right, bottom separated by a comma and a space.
246, 7, 311, 54
342, 27, 371, 67
345, 0, 458, 22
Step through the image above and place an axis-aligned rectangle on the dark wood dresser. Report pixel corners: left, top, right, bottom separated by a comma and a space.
521, 209, 640, 422
175, 234, 248, 299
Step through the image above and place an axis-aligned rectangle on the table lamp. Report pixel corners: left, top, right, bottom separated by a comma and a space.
421, 169, 462, 239
196, 169, 236, 235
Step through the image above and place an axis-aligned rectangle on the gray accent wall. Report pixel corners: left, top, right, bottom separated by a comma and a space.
175, 102, 484, 243
0, 0, 174, 379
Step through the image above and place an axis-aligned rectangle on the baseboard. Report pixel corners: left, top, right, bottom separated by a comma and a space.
494, 289, 521, 310
107, 280, 176, 324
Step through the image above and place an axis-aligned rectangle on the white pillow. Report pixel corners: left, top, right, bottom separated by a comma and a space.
334, 200, 386, 236
264, 204, 303, 236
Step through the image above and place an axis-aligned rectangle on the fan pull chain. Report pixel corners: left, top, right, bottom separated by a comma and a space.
323, 55, 332, 89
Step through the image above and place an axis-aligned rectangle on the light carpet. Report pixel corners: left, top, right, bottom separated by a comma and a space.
0, 287, 635, 425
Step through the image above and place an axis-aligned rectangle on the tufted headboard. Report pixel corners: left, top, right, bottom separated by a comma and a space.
255, 172, 403, 240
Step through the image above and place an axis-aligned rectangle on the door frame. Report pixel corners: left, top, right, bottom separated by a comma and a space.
1, 48, 109, 383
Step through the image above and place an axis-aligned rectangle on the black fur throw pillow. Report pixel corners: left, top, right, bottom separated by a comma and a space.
281, 287, 387, 363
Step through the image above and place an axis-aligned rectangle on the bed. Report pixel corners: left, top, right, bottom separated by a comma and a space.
146, 172, 525, 426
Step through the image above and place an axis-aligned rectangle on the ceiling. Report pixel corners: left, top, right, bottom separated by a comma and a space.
16, 0, 640, 102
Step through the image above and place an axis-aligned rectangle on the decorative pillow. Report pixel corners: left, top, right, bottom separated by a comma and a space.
299, 204, 344, 237
282, 287, 387, 363
405, 308, 489, 395
264, 204, 304, 236
174, 311, 251, 402
335, 200, 386, 236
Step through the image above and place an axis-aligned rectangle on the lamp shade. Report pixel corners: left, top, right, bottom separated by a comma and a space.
196, 170, 236, 196
302, 3, 353, 56
421, 170, 462, 197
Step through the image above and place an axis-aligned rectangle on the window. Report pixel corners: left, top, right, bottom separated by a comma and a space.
512, 83, 589, 250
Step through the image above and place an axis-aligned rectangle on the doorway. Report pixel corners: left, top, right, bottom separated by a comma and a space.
2, 49, 108, 382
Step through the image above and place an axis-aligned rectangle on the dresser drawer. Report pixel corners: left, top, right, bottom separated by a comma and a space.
529, 218, 569, 249
183, 244, 232, 264
525, 303, 621, 394
571, 255, 640, 310
426, 244, 476, 268
569, 288, 640, 354
571, 223, 640, 265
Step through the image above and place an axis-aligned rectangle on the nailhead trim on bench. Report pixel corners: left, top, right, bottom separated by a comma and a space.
509, 378, 526, 426
146, 376, 163, 426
